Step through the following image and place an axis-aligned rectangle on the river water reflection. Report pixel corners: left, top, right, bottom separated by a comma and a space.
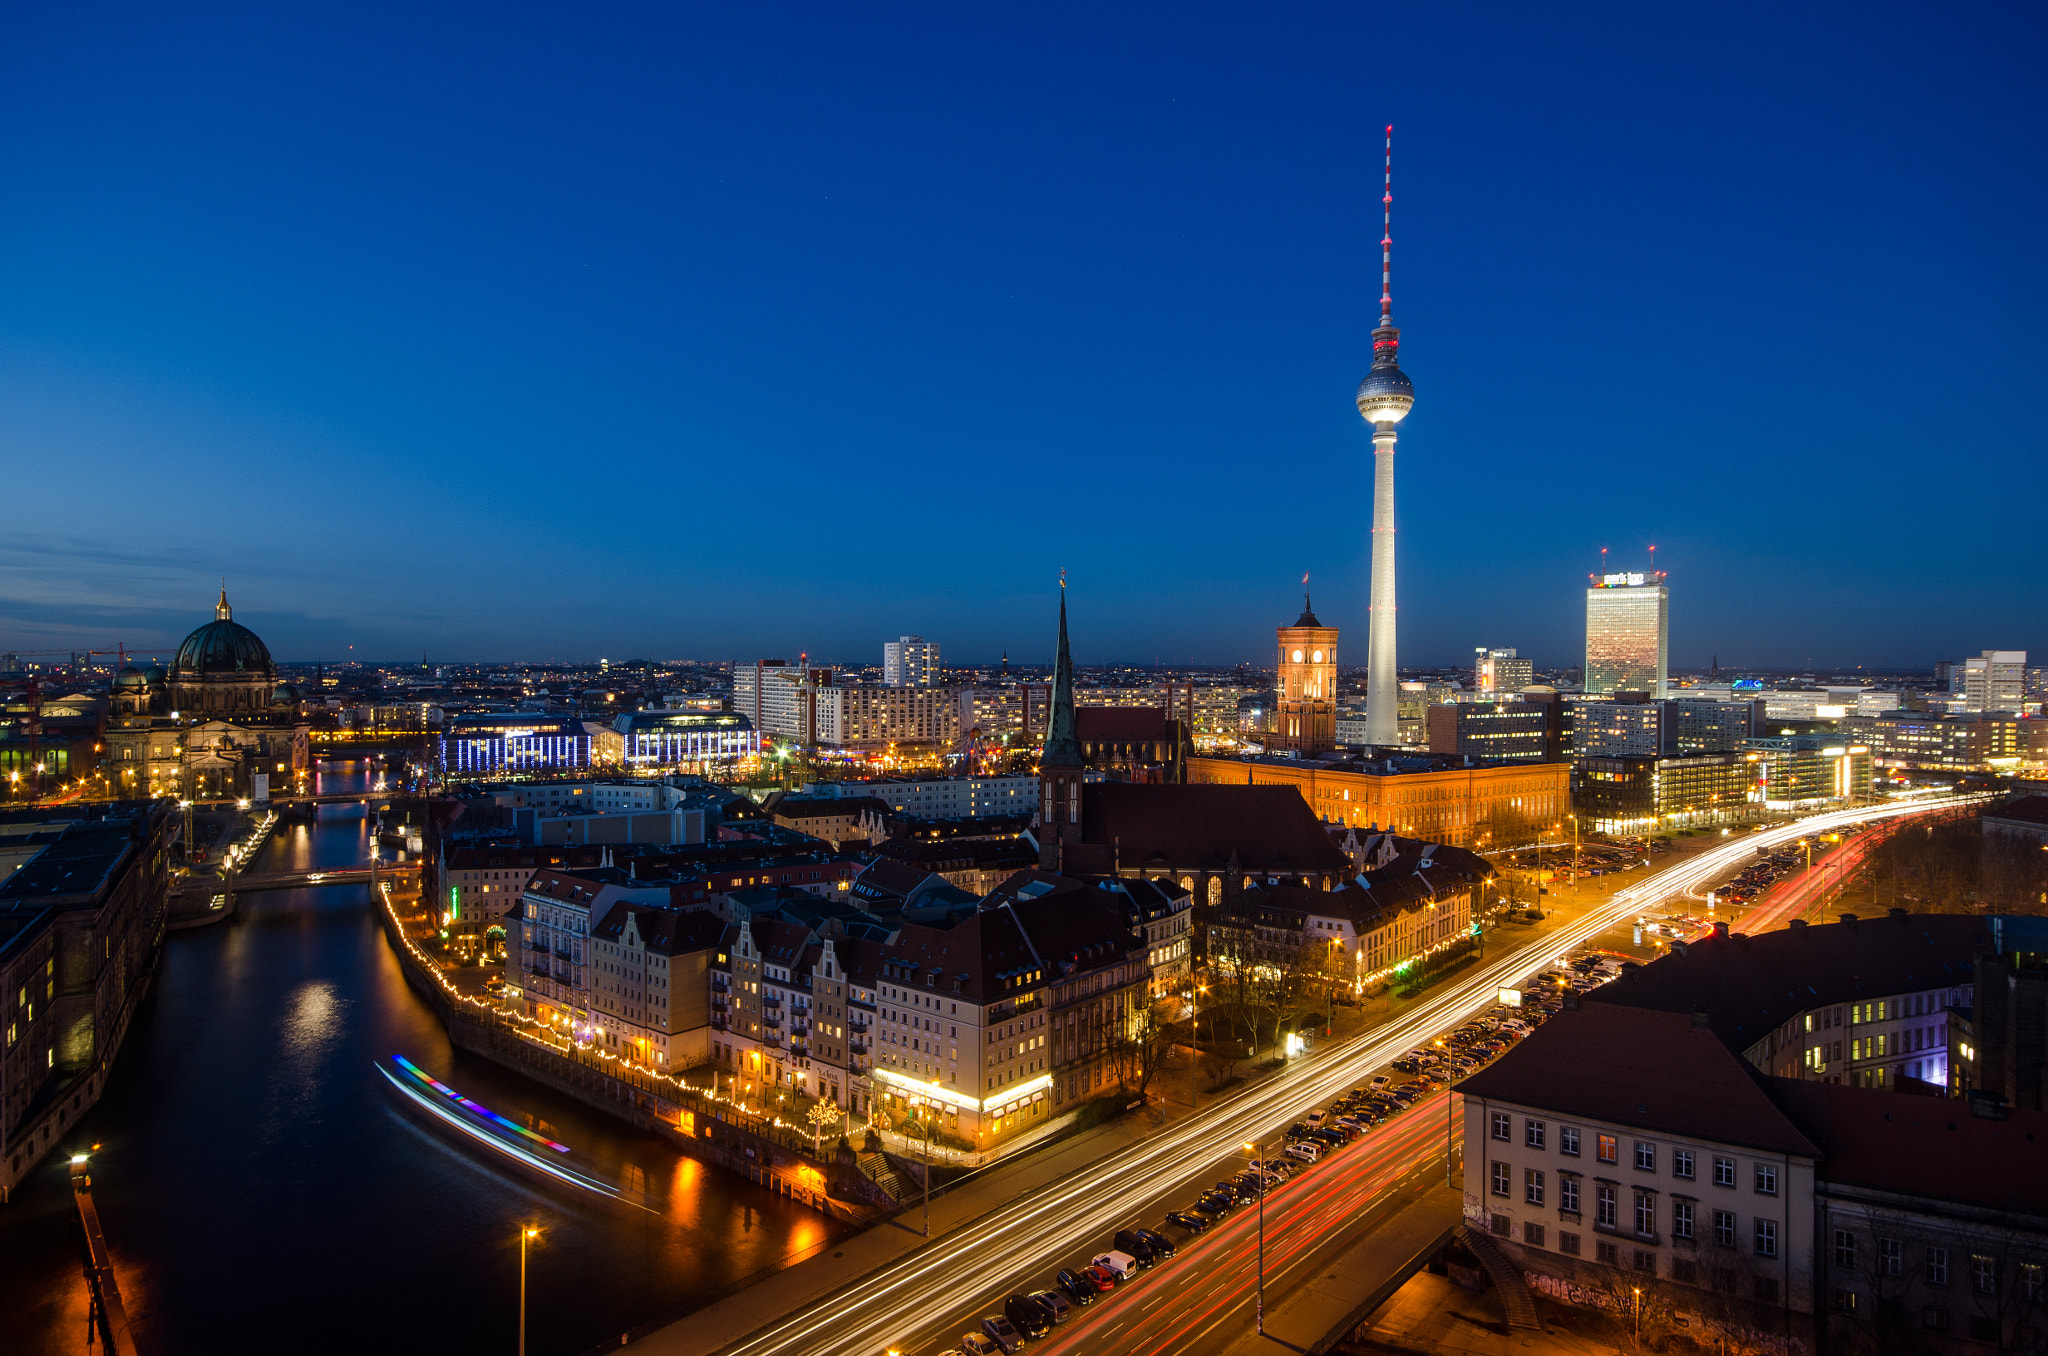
0, 762, 848, 1355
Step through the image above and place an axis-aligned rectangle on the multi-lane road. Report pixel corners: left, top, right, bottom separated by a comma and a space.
700, 794, 1984, 1356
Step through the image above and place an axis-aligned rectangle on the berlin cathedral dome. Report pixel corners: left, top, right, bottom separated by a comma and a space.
170, 588, 276, 715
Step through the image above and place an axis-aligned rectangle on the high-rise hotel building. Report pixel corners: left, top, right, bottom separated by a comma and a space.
1584, 573, 1669, 698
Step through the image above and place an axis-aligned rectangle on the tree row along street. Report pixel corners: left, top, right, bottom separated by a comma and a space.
632, 793, 1983, 1356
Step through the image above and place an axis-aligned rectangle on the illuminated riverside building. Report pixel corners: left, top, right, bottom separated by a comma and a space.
440, 712, 591, 775
612, 709, 758, 766
1187, 753, 1568, 849
1584, 572, 1669, 698
1574, 752, 1752, 833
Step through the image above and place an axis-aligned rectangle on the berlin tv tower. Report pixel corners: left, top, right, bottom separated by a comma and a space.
1356, 125, 1415, 748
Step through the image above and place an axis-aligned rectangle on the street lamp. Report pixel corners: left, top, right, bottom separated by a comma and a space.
1244, 1140, 1266, 1334
519, 1225, 540, 1356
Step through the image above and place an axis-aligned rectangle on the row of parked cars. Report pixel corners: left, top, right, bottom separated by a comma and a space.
1712, 849, 1803, 906
934, 990, 1581, 1355
944, 1224, 1186, 1354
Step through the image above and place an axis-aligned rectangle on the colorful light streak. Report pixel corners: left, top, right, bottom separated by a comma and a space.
390, 1055, 570, 1153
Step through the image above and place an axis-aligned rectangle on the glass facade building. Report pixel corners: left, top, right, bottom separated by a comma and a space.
1584, 575, 1669, 698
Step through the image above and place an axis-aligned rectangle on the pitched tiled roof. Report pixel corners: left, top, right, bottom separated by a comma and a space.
1586, 914, 1989, 1052
1454, 1004, 1822, 1159
1985, 794, 2048, 827
1769, 1079, 2048, 1215
1079, 783, 1352, 874
590, 901, 724, 955
1076, 707, 1169, 741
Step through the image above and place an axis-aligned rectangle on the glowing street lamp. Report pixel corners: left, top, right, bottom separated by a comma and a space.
519, 1225, 541, 1356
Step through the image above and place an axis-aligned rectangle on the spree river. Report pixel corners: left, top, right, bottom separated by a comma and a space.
1, 762, 848, 1355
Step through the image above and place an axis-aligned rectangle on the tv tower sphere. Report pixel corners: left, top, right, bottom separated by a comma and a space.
1354, 348, 1414, 424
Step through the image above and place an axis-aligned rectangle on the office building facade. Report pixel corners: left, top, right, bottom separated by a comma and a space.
882, 636, 940, 688
1474, 647, 1533, 696
1584, 573, 1669, 698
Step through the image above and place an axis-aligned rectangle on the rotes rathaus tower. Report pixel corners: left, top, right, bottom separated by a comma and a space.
1354, 126, 1415, 748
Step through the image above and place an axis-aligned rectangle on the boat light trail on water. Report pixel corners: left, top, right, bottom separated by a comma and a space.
378, 1058, 652, 1209
392, 1054, 571, 1153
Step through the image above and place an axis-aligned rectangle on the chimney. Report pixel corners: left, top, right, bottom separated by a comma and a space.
1840, 913, 1858, 927
1789, 918, 1807, 931
1713, 921, 1730, 940
1691, 1007, 1710, 1029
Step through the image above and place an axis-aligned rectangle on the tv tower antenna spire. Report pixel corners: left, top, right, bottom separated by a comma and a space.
1357, 124, 1415, 749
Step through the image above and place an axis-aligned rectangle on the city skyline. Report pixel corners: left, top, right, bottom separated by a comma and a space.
2, 6, 2043, 666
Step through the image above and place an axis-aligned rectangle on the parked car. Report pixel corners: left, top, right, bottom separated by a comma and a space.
1005, 1294, 1053, 1338
979, 1315, 1023, 1354
1285, 1141, 1320, 1164
1080, 1263, 1120, 1291
1055, 1268, 1100, 1303
960, 1336, 999, 1356
1194, 1191, 1233, 1217
1167, 1209, 1211, 1233
1136, 1228, 1177, 1258
1114, 1229, 1160, 1264
1091, 1251, 1140, 1282
1028, 1289, 1072, 1324
1305, 1108, 1326, 1128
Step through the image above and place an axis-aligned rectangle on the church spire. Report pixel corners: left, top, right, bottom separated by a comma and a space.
216, 582, 232, 621
1042, 574, 1082, 769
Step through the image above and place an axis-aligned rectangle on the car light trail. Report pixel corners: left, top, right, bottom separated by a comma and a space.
714, 795, 1983, 1356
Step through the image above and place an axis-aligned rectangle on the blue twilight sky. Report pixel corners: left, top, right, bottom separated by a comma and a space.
1, 3, 2043, 670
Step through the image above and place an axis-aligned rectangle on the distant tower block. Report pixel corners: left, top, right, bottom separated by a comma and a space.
1357, 126, 1415, 748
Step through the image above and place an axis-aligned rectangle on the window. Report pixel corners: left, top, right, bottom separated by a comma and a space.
1971, 1254, 1996, 1296
1596, 1183, 1617, 1229
1713, 1156, 1736, 1189
2022, 1264, 2044, 1302
1596, 1133, 1618, 1164
1754, 1164, 1778, 1196
1635, 1141, 1656, 1172
1492, 1111, 1512, 1142
1635, 1193, 1655, 1237
1491, 1213, 1510, 1237
1672, 1149, 1694, 1180
1560, 1126, 1581, 1157
1492, 1161, 1511, 1197
1714, 1210, 1737, 1248
1834, 1289, 1859, 1314
1526, 1169, 1545, 1205
1834, 1230, 1857, 1268
1523, 1221, 1546, 1247
1672, 1200, 1694, 1241
1880, 1239, 1901, 1276
1635, 1249, 1657, 1273
1560, 1177, 1580, 1214
1596, 1240, 1620, 1265
1755, 1218, 1778, 1259
1926, 1247, 1950, 1287
1559, 1231, 1581, 1256
1526, 1119, 1546, 1149
1671, 1258, 1698, 1284
1923, 1307, 1949, 1333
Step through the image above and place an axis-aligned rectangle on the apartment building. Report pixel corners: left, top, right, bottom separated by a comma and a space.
586, 902, 721, 1071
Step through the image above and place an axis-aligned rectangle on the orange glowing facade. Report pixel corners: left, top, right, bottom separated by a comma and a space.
1268, 597, 1338, 754
1189, 755, 1568, 849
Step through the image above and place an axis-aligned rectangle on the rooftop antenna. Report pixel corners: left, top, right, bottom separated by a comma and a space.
1303, 569, 1312, 615
1648, 543, 1657, 578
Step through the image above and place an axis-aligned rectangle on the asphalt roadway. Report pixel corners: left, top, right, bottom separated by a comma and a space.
641, 793, 1983, 1356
